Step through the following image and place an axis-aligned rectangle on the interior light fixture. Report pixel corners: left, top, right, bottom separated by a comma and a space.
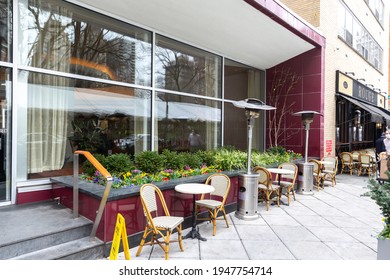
365, 84, 374, 88
356, 78, 365, 82
345, 71, 355, 76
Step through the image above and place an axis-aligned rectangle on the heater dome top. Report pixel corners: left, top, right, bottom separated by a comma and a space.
233, 98, 275, 111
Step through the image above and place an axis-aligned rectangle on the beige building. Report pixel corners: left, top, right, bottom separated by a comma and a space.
280, 0, 390, 155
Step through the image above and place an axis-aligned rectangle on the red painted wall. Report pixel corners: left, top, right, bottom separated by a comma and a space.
266, 48, 324, 158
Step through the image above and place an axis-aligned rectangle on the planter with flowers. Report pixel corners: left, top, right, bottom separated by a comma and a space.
365, 177, 390, 260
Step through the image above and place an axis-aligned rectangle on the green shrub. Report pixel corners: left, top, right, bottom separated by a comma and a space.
214, 149, 246, 171
181, 152, 203, 169
134, 151, 164, 174
161, 149, 185, 170
266, 146, 287, 155
195, 150, 217, 166
81, 153, 106, 176
105, 153, 133, 176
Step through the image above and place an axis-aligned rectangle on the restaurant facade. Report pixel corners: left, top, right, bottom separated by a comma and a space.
0, 0, 326, 206
279, 0, 390, 157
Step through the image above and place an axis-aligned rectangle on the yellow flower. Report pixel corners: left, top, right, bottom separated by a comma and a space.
382, 217, 386, 222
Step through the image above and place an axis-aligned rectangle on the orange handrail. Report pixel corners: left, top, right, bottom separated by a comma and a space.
74, 150, 112, 179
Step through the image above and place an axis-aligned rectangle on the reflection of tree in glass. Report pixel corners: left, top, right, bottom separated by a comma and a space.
0, 0, 12, 62
155, 46, 218, 97
25, 1, 151, 85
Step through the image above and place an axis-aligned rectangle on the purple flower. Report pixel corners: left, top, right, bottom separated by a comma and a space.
132, 169, 140, 174
164, 169, 173, 173
185, 165, 191, 170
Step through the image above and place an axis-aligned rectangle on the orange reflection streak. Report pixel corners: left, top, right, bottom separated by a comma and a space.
74, 150, 112, 179
70, 57, 117, 80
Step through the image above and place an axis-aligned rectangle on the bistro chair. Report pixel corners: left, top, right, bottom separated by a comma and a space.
308, 159, 325, 191
321, 156, 338, 187
195, 173, 231, 236
273, 162, 298, 206
253, 166, 281, 211
340, 152, 356, 175
136, 184, 184, 260
357, 154, 376, 177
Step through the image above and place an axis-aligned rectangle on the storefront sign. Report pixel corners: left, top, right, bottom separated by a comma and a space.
353, 83, 377, 105
326, 139, 332, 154
109, 213, 130, 260
336, 70, 384, 107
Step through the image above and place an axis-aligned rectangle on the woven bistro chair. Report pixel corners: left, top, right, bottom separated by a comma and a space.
136, 184, 184, 260
195, 173, 231, 236
253, 166, 281, 211
309, 159, 325, 191
273, 162, 298, 205
321, 156, 338, 187
340, 152, 356, 175
357, 154, 376, 177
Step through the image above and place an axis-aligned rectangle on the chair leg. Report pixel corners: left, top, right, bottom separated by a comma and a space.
177, 224, 184, 252
220, 207, 229, 228
212, 209, 217, 236
265, 192, 270, 211
136, 227, 150, 257
164, 231, 171, 260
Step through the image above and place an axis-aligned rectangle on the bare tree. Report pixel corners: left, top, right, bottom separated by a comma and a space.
267, 68, 300, 147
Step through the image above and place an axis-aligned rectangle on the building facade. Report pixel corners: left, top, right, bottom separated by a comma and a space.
0, 0, 326, 206
280, 0, 390, 155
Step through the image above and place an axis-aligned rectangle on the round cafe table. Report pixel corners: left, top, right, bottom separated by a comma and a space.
266, 168, 294, 185
175, 183, 215, 241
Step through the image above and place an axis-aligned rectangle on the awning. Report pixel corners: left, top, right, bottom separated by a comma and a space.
338, 94, 390, 125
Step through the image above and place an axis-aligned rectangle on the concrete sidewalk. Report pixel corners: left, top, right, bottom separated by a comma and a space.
118, 174, 383, 260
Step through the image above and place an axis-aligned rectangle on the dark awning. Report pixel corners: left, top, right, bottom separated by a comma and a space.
338, 94, 390, 125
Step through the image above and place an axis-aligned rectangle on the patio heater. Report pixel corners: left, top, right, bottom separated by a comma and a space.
292, 110, 321, 195
233, 98, 275, 220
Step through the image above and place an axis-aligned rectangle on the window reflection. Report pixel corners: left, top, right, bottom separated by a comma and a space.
155, 35, 222, 98
156, 92, 221, 153
224, 59, 265, 151
0, 67, 11, 202
18, 0, 152, 85
0, 0, 12, 62
17, 71, 151, 180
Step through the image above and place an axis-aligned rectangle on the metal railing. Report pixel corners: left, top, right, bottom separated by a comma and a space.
73, 150, 112, 240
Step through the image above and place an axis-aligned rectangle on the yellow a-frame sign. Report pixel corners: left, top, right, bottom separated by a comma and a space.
109, 213, 130, 260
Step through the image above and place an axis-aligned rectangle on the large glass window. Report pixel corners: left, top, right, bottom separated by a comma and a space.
0, 0, 12, 62
365, 0, 384, 26
17, 71, 151, 180
18, 0, 152, 86
338, 1, 383, 71
155, 92, 221, 152
155, 35, 222, 98
0, 67, 11, 202
223, 59, 265, 151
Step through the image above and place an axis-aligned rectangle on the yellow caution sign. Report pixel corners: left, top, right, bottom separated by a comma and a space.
109, 213, 130, 260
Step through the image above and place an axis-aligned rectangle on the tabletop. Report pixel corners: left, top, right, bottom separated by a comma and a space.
175, 183, 215, 195
266, 168, 294, 175
318, 160, 334, 165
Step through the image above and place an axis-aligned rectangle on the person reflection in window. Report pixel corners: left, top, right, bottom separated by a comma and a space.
188, 129, 203, 152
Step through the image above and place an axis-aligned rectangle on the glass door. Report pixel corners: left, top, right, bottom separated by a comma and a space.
0, 67, 11, 203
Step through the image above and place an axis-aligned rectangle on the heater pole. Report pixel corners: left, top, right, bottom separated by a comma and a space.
304, 123, 309, 163
247, 117, 254, 174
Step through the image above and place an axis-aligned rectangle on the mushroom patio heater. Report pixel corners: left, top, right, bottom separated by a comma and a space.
233, 98, 275, 220
292, 110, 321, 195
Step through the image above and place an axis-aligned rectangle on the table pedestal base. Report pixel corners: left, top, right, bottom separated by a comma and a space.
184, 226, 207, 241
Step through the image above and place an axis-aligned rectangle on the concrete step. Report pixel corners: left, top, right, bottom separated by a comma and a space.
0, 201, 104, 260
11, 237, 105, 260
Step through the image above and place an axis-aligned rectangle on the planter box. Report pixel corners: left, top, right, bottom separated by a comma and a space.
377, 238, 390, 260
50, 171, 240, 254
